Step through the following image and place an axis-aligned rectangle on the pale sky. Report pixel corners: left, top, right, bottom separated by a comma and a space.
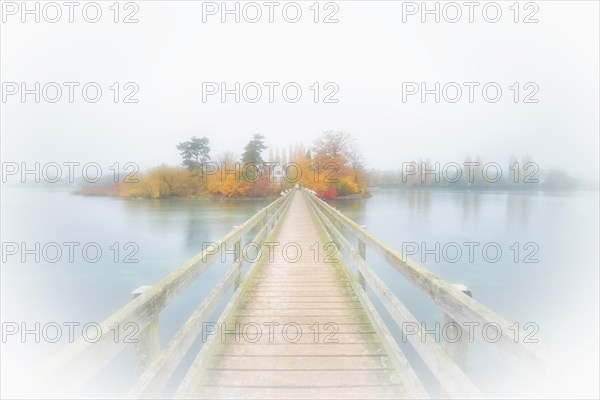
1, 1, 599, 181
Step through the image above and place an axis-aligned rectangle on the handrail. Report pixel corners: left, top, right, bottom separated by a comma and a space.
303, 189, 548, 373
130, 190, 296, 398
174, 191, 297, 398
41, 187, 550, 398
303, 192, 430, 398
303, 190, 481, 398
45, 191, 294, 395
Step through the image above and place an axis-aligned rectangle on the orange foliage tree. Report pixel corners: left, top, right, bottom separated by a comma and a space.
120, 165, 200, 198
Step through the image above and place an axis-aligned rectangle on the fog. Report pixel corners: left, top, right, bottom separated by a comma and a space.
2, 2, 598, 182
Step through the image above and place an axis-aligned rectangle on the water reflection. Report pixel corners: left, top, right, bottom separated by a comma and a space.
461, 191, 481, 222
121, 197, 271, 248
406, 189, 431, 212
325, 197, 366, 216
506, 192, 532, 225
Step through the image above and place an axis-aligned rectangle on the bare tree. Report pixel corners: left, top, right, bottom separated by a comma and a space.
313, 131, 351, 161
348, 141, 364, 182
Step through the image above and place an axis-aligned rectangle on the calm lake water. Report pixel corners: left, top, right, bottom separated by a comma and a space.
1, 186, 598, 397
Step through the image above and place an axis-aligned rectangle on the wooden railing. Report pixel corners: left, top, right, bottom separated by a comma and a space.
45, 190, 295, 397
43, 187, 548, 399
302, 189, 548, 399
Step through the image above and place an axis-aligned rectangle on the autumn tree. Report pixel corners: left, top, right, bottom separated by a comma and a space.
206, 152, 248, 197
313, 131, 351, 162
310, 131, 363, 197
121, 165, 198, 198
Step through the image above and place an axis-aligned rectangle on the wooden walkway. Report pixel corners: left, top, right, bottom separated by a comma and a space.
183, 190, 409, 399
48, 188, 546, 399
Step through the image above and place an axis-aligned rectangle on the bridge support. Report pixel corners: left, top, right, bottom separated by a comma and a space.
131, 286, 160, 376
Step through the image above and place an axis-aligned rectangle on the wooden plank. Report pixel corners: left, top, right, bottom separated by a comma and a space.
213, 343, 388, 357
242, 298, 359, 304
197, 370, 403, 386
230, 315, 371, 325
217, 332, 381, 345
207, 355, 393, 370
231, 308, 367, 317
248, 279, 349, 284
194, 385, 406, 400
239, 302, 362, 309
244, 290, 355, 296
207, 323, 376, 334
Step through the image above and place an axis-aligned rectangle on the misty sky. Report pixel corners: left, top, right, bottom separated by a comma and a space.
1, 1, 599, 181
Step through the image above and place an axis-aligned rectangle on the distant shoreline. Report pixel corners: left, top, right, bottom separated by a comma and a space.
74, 184, 280, 200
3, 184, 597, 197
367, 184, 598, 192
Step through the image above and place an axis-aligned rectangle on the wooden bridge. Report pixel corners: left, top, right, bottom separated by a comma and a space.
47, 188, 547, 399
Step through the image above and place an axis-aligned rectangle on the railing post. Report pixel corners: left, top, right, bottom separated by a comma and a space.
330, 207, 341, 250
357, 226, 367, 290
332, 207, 341, 232
131, 286, 160, 376
443, 284, 472, 369
439, 284, 472, 398
233, 227, 242, 290
439, 283, 472, 399
263, 208, 268, 235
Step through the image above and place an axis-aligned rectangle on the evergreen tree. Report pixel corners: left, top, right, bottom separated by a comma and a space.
176, 136, 211, 174
241, 134, 268, 166
241, 134, 268, 181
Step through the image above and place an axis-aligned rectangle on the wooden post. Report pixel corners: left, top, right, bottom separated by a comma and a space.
331, 208, 341, 248
263, 209, 268, 234
441, 284, 472, 397
357, 226, 367, 290
233, 227, 242, 290
131, 286, 160, 376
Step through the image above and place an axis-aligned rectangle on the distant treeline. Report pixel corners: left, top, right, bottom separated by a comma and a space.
367, 157, 581, 190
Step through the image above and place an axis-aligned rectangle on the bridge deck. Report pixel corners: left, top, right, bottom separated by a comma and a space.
190, 191, 409, 399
